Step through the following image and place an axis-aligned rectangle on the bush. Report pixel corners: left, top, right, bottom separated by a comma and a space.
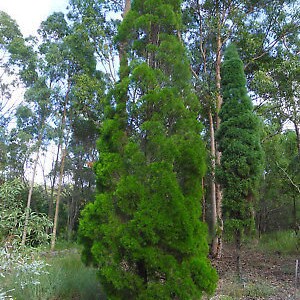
0, 179, 52, 246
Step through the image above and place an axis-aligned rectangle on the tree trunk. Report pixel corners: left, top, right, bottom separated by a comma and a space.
67, 188, 79, 241
235, 228, 242, 279
213, 5, 224, 259
21, 131, 43, 246
194, 3, 223, 257
119, 0, 131, 79
124, 0, 131, 16
46, 142, 61, 235
51, 147, 67, 251
202, 177, 206, 222
50, 81, 70, 251
137, 260, 147, 285
294, 122, 300, 155
209, 110, 218, 256
293, 195, 299, 235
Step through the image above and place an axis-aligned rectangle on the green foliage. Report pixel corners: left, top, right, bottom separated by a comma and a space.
1, 251, 105, 300
257, 130, 299, 233
0, 11, 22, 47
68, 0, 121, 84
8, 36, 38, 85
217, 44, 264, 234
79, 0, 217, 298
0, 11, 25, 126
0, 180, 52, 246
0, 179, 26, 241
258, 230, 299, 255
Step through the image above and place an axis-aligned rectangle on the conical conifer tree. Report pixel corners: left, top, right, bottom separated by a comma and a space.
79, 1, 217, 298
217, 44, 264, 274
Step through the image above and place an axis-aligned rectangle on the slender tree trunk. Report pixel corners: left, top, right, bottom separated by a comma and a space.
137, 260, 148, 285
67, 185, 80, 241
46, 142, 61, 234
21, 132, 43, 246
202, 177, 206, 222
293, 195, 298, 235
215, 35, 222, 128
41, 160, 51, 234
294, 122, 300, 155
67, 198, 77, 241
213, 6, 224, 259
50, 82, 70, 251
235, 228, 242, 278
195, 4, 220, 251
51, 147, 66, 251
119, 0, 131, 79
124, 0, 131, 16
209, 110, 218, 256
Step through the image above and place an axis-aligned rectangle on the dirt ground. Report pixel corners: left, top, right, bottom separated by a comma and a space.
209, 243, 299, 300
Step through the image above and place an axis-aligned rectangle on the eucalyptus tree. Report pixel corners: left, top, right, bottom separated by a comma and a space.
16, 82, 54, 246
239, 0, 299, 146
68, 0, 122, 85
0, 11, 23, 126
244, 2, 300, 237
8, 36, 57, 245
258, 130, 299, 236
5, 40, 39, 179
64, 117, 99, 240
79, 0, 217, 298
2, 16, 56, 245
36, 11, 105, 250
58, 0, 132, 240
182, 0, 299, 258
251, 39, 300, 152
183, 0, 253, 257
2, 9, 100, 246
3, 127, 32, 180
217, 44, 264, 276
0, 11, 23, 178
37, 12, 86, 249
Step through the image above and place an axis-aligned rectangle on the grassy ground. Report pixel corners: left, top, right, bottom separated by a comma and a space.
0, 248, 105, 300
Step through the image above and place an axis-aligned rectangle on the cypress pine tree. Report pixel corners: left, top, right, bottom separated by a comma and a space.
217, 44, 264, 275
79, 0, 217, 298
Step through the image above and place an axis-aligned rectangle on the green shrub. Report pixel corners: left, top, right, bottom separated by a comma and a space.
0, 179, 52, 246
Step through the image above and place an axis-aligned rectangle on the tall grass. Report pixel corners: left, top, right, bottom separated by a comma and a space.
1, 250, 105, 300
258, 230, 299, 255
